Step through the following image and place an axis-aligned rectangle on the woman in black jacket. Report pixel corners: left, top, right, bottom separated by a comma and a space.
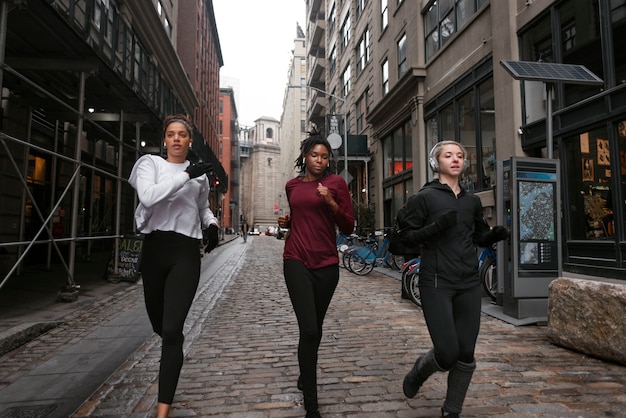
401, 141, 507, 417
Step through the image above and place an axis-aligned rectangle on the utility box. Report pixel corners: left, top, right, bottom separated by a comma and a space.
496, 157, 562, 319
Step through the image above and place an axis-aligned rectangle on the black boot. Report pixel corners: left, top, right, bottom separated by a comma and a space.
305, 411, 321, 418
297, 375, 303, 391
403, 349, 444, 398
442, 360, 476, 416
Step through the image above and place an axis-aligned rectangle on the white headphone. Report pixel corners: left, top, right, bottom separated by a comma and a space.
428, 141, 469, 173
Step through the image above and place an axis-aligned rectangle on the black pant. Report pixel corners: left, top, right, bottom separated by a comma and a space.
283, 260, 339, 411
419, 285, 482, 369
141, 231, 201, 404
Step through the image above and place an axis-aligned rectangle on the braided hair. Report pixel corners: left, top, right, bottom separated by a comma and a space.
294, 129, 336, 175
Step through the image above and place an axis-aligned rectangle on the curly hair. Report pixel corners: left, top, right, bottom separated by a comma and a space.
294, 130, 336, 175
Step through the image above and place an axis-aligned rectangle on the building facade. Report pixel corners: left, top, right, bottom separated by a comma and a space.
219, 87, 240, 234
0, 0, 224, 289
239, 117, 282, 233
280, 28, 308, 211
304, 0, 625, 279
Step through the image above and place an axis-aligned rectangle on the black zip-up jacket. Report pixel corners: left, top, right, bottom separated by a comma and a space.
401, 180, 497, 289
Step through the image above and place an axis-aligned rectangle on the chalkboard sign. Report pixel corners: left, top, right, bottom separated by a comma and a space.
106, 234, 144, 282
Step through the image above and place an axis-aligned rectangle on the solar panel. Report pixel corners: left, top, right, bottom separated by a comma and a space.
500, 60, 603, 85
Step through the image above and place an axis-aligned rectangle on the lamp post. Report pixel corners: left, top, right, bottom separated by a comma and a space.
288, 85, 348, 183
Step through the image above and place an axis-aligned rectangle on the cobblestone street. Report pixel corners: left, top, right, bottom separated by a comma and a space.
76, 236, 626, 417
2, 236, 624, 417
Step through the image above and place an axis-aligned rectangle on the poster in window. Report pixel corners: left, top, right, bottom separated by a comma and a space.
582, 158, 594, 182
596, 138, 610, 166
579, 132, 590, 153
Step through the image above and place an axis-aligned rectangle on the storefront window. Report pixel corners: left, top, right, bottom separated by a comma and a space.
458, 91, 476, 189
565, 127, 615, 240
479, 79, 496, 188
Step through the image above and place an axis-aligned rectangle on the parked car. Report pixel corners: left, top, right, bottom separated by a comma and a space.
249, 228, 260, 235
276, 227, 289, 240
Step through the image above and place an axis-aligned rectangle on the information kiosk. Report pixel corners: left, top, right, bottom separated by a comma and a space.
496, 157, 561, 319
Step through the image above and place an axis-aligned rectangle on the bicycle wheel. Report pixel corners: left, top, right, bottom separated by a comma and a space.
404, 271, 421, 307
391, 254, 405, 271
401, 259, 419, 298
480, 255, 497, 302
348, 252, 370, 274
341, 249, 354, 271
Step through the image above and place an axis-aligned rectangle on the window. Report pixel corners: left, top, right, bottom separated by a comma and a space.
329, 47, 337, 76
341, 13, 351, 53
397, 33, 407, 78
266, 128, 273, 139
328, 3, 336, 34
301, 99, 306, 112
382, 59, 389, 95
93, 0, 114, 44
356, 89, 369, 133
424, 0, 483, 61
356, 28, 370, 75
342, 65, 351, 97
382, 120, 413, 225
564, 126, 616, 240
381, 0, 388, 30
356, 0, 366, 19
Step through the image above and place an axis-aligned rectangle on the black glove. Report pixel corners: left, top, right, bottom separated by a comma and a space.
204, 224, 219, 253
491, 225, 508, 242
185, 162, 213, 179
435, 210, 457, 231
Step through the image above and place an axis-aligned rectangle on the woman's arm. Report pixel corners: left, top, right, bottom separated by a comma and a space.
129, 156, 189, 208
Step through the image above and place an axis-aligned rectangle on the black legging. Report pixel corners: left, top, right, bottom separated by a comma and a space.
419, 285, 482, 369
141, 231, 201, 404
283, 260, 339, 404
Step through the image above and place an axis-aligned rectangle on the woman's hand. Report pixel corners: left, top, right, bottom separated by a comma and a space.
278, 214, 290, 228
317, 183, 338, 214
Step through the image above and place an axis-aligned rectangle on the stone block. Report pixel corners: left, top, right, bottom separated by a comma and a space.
546, 277, 626, 366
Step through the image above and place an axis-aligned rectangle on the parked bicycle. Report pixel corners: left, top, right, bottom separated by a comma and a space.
401, 257, 421, 307
478, 243, 497, 302
344, 230, 403, 275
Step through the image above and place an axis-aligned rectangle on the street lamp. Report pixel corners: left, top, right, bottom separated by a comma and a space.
288, 85, 349, 183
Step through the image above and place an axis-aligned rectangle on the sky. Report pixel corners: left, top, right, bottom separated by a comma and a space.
213, 1, 306, 126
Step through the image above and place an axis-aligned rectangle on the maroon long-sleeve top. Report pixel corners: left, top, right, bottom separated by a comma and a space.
283, 174, 354, 269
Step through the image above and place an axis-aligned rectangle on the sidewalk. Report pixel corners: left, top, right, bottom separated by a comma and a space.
72, 236, 624, 417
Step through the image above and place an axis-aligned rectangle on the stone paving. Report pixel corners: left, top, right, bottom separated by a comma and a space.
3, 236, 626, 417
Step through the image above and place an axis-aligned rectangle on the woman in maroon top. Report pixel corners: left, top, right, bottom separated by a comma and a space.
278, 133, 353, 418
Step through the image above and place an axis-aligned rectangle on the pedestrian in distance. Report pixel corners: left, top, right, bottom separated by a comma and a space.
400, 140, 507, 417
241, 221, 248, 242
128, 114, 219, 418
277, 131, 354, 418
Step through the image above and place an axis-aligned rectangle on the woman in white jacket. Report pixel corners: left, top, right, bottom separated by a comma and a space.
128, 114, 218, 418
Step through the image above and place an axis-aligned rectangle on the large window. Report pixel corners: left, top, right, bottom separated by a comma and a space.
519, 0, 624, 124
424, 0, 485, 61
425, 77, 494, 191
564, 126, 617, 241
382, 120, 413, 226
